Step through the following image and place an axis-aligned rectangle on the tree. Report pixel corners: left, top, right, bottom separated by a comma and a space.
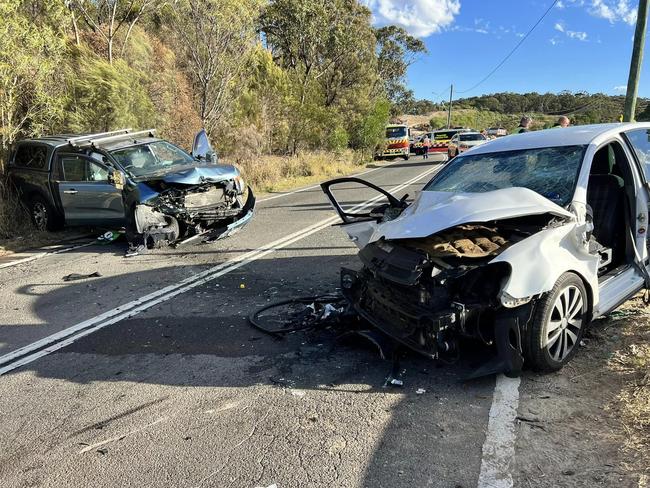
69, 0, 157, 64
167, 0, 262, 137
374, 25, 426, 103
0, 0, 67, 155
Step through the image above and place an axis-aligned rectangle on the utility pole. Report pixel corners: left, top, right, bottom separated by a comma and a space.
624, 0, 649, 122
447, 84, 454, 128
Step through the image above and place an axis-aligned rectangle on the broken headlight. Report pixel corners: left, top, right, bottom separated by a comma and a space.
499, 291, 533, 308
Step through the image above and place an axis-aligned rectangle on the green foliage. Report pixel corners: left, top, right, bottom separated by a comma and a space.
0, 0, 67, 153
66, 52, 155, 133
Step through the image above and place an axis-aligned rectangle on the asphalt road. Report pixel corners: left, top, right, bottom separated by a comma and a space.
0, 154, 513, 487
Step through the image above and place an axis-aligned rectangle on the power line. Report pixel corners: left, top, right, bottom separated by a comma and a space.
456, 0, 559, 95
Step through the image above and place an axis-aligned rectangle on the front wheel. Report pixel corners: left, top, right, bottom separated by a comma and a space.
403, 154, 410, 161
525, 272, 589, 372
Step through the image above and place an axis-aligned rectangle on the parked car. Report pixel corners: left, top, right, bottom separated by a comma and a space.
322, 123, 650, 377
8, 129, 255, 249
487, 127, 508, 137
447, 131, 488, 158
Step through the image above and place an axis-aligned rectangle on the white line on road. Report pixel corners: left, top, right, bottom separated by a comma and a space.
477, 374, 522, 488
0, 241, 96, 270
0, 164, 441, 375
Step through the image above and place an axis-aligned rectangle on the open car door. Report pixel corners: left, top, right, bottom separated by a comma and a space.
192, 129, 217, 163
321, 177, 409, 249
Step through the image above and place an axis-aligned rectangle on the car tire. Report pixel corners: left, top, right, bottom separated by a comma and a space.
524, 272, 588, 372
28, 195, 62, 232
403, 154, 410, 161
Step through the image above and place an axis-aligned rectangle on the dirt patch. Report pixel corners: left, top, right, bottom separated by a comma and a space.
512, 296, 649, 487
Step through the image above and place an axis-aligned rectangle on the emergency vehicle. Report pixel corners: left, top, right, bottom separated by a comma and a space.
376, 124, 410, 160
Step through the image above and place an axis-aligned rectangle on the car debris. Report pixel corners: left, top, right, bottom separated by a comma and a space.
62, 271, 102, 281
321, 123, 650, 377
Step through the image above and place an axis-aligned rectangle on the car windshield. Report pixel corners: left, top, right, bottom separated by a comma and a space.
433, 130, 458, 141
424, 145, 587, 206
459, 133, 485, 141
110, 141, 200, 177
386, 127, 407, 138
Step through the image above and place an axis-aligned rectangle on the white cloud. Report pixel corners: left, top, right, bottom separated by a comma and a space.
554, 22, 565, 32
589, 0, 637, 25
557, 0, 565, 8
366, 0, 461, 37
549, 37, 561, 45
567, 30, 588, 40
614, 85, 627, 92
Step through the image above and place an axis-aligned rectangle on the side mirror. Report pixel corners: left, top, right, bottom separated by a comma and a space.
108, 168, 125, 189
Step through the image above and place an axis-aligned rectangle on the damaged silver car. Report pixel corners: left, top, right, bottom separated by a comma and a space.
322, 123, 650, 376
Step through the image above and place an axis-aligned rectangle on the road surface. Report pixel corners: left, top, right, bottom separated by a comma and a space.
0, 154, 635, 488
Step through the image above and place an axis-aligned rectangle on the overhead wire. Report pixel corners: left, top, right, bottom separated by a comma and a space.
456, 0, 560, 95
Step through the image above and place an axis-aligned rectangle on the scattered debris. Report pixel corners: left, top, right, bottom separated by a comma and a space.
290, 389, 306, 398
62, 271, 102, 282
97, 230, 122, 244
416, 388, 426, 395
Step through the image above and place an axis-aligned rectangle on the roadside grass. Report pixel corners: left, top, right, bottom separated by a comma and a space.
236, 150, 375, 194
607, 300, 650, 478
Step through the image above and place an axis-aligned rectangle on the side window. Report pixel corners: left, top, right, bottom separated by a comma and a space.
14, 145, 48, 169
61, 156, 109, 182
624, 128, 650, 180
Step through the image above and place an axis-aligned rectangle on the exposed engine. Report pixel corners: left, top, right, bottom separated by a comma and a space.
134, 178, 253, 248
341, 215, 555, 360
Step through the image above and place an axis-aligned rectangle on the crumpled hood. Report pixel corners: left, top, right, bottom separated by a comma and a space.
140, 165, 240, 186
369, 187, 575, 243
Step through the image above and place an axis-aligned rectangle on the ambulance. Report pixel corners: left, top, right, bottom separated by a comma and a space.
376, 124, 410, 160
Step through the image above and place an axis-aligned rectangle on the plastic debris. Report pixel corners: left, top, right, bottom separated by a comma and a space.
62, 271, 101, 282
290, 389, 306, 397
97, 230, 122, 244
416, 388, 426, 395
388, 378, 403, 387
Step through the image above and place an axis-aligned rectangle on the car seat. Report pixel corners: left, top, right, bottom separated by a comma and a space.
586, 145, 626, 268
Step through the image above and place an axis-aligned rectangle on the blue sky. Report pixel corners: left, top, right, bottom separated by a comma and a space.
366, 0, 648, 101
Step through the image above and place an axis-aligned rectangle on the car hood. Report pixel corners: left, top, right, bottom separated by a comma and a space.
369, 187, 575, 243
137, 165, 239, 186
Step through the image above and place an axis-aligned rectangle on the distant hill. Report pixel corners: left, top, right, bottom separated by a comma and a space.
397, 91, 650, 133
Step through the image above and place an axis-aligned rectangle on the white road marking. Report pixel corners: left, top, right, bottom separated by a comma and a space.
477, 374, 522, 488
0, 164, 441, 375
0, 241, 95, 270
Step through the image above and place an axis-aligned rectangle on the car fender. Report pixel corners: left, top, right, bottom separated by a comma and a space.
490, 222, 600, 306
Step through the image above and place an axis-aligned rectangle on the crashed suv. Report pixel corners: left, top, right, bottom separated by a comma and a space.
8, 129, 254, 248
322, 123, 650, 376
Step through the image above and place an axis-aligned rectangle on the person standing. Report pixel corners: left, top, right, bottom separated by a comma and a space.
422, 134, 431, 159
515, 116, 533, 133
552, 116, 570, 128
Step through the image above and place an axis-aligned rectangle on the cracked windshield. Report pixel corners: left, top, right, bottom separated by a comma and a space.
425, 145, 586, 205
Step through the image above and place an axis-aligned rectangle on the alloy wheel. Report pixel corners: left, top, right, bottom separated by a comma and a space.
32, 202, 48, 231
545, 285, 583, 361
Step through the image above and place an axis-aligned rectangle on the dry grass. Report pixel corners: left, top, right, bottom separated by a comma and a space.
235, 150, 370, 194
608, 302, 650, 473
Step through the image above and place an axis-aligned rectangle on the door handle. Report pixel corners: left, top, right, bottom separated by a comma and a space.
63, 189, 78, 194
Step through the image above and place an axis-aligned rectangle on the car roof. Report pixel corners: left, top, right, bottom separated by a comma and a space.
15, 135, 164, 151
469, 122, 650, 155
386, 124, 408, 128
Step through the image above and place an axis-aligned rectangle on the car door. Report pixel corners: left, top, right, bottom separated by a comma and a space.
55, 154, 125, 226
321, 177, 410, 248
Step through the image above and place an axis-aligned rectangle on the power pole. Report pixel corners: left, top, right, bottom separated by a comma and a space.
447, 84, 454, 128
624, 0, 649, 122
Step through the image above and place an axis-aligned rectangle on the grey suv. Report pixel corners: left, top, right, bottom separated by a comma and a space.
7, 129, 255, 248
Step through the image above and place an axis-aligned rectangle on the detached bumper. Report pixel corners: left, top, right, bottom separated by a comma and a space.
203, 186, 256, 241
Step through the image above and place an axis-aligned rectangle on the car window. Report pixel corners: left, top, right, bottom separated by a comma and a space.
624, 128, 650, 180
385, 127, 407, 138
424, 145, 587, 206
460, 133, 486, 141
14, 144, 48, 169
111, 141, 196, 177
61, 156, 109, 182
